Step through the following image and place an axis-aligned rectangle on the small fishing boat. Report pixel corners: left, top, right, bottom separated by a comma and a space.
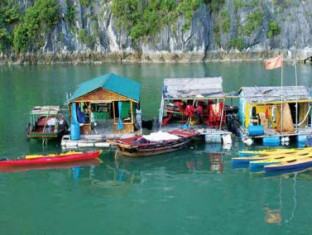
26, 106, 69, 140
264, 156, 312, 171
0, 150, 101, 167
112, 129, 199, 157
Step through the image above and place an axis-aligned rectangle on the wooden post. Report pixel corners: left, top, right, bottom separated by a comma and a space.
112, 101, 116, 123
130, 101, 134, 124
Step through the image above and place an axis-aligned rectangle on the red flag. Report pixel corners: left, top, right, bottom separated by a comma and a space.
265, 55, 283, 70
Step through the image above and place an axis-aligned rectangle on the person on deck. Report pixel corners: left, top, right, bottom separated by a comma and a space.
47, 117, 57, 132
57, 113, 68, 134
135, 103, 142, 132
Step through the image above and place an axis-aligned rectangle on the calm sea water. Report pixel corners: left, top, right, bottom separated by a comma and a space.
0, 62, 312, 235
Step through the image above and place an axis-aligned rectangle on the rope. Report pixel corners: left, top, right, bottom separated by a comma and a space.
294, 105, 311, 127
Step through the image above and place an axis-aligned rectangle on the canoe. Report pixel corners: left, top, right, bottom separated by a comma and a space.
0, 159, 100, 173
112, 129, 199, 157
249, 151, 312, 170
238, 147, 311, 157
0, 150, 101, 167
25, 151, 83, 159
232, 148, 312, 164
264, 156, 312, 171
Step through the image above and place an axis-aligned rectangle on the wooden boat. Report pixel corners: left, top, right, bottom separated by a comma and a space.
264, 156, 312, 171
26, 106, 69, 140
112, 129, 199, 157
249, 151, 312, 170
0, 150, 101, 167
232, 148, 311, 164
0, 159, 100, 173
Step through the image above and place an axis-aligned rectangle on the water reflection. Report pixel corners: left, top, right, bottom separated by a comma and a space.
263, 172, 307, 226
110, 143, 228, 175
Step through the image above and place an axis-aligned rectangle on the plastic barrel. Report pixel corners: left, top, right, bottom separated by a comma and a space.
247, 125, 264, 136
70, 123, 80, 140
263, 136, 280, 147
205, 134, 222, 143
297, 135, 307, 148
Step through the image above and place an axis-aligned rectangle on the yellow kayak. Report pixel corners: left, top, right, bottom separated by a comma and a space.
25, 151, 83, 159
249, 152, 312, 169
238, 147, 312, 157
264, 156, 312, 171
233, 148, 312, 164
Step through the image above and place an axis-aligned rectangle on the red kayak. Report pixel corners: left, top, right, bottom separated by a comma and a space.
0, 150, 101, 167
0, 159, 100, 173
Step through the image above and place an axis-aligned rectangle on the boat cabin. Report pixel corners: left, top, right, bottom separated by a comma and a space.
67, 73, 141, 135
159, 77, 228, 129
238, 86, 312, 145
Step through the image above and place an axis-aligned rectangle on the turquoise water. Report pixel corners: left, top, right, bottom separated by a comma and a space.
0, 62, 312, 235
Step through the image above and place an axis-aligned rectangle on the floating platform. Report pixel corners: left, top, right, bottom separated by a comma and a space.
159, 124, 232, 145
61, 133, 136, 149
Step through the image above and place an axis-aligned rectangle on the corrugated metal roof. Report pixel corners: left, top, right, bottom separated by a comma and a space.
239, 86, 311, 102
68, 73, 141, 102
163, 77, 224, 99
30, 106, 60, 116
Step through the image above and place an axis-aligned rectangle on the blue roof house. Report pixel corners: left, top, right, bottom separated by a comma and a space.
68, 73, 141, 134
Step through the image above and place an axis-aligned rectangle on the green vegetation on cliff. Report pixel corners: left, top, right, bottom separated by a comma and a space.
0, 0, 59, 53
0, 0, 286, 55
0, 1, 21, 51
111, 0, 225, 42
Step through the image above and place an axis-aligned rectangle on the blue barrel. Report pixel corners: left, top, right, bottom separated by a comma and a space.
205, 134, 222, 143
263, 136, 280, 147
247, 125, 264, 136
297, 135, 307, 148
70, 123, 80, 140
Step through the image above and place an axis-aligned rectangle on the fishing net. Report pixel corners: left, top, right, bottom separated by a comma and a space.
276, 103, 294, 133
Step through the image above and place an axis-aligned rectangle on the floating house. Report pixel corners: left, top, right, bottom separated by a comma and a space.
61, 73, 141, 148
159, 77, 234, 145
238, 86, 312, 146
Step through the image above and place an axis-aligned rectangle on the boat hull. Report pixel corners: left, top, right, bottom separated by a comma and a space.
0, 151, 101, 167
264, 157, 312, 171
0, 159, 99, 173
114, 129, 198, 157
117, 138, 193, 157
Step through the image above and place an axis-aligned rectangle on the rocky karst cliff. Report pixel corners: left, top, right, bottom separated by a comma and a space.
1, 0, 312, 64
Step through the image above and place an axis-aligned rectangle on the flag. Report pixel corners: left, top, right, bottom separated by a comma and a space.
264, 55, 283, 70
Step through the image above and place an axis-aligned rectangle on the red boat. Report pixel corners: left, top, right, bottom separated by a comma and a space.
0, 159, 100, 173
112, 129, 199, 157
0, 150, 101, 167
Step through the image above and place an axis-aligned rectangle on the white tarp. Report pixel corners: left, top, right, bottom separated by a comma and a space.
143, 131, 180, 142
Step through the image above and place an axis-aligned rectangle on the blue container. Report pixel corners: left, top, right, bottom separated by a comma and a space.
70, 123, 80, 140
205, 134, 222, 143
247, 125, 264, 136
263, 136, 280, 147
297, 134, 307, 148
306, 136, 312, 147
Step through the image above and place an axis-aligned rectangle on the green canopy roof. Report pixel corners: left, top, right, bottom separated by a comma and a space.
68, 73, 141, 102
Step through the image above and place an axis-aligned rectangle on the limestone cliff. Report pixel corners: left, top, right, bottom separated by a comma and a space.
1, 0, 312, 64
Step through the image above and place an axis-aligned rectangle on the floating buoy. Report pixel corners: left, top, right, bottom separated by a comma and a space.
243, 137, 253, 146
